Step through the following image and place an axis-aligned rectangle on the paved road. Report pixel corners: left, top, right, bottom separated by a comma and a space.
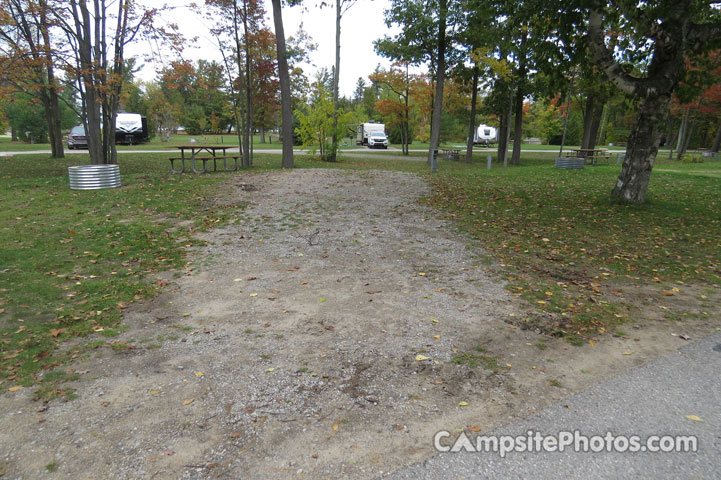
385, 331, 721, 480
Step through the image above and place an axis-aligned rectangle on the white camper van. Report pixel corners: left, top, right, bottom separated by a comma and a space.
473, 124, 497, 146
356, 123, 386, 146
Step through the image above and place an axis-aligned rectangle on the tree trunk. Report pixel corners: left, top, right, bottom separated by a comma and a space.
611, 93, 671, 203
587, 102, 604, 151
40, 0, 64, 159
330, 0, 342, 161
596, 102, 609, 146
581, 95, 595, 149
427, 0, 447, 173
402, 63, 409, 155
510, 33, 527, 166
242, 0, 253, 167
711, 115, 721, 153
271, 0, 294, 168
675, 106, 689, 160
510, 83, 524, 165
465, 65, 479, 164
680, 98, 702, 158
497, 85, 512, 167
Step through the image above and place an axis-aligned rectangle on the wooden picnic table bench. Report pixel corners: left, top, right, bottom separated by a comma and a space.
166, 145, 240, 173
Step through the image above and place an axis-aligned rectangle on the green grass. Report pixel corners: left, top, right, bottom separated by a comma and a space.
426, 156, 721, 337
451, 346, 500, 370
0, 152, 244, 391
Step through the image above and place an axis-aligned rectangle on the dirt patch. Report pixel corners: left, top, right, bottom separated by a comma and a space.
1, 169, 718, 479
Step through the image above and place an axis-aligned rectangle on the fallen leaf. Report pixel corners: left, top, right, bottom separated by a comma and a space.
300, 281, 308, 285
332, 424, 339, 431
660, 291, 675, 296
679, 334, 691, 340
250, 293, 258, 297
194, 372, 204, 377
468, 425, 482, 432
49, 328, 66, 338
685, 415, 702, 422
433, 335, 441, 339
458, 401, 469, 407
230, 432, 241, 438
149, 390, 161, 395
622, 351, 632, 355
234, 278, 243, 282
182, 398, 195, 406
417, 272, 426, 276
247, 277, 257, 281
8, 386, 23, 392
266, 367, 275, 372
415, 354, 430, 361
319, 298, 326, 303
431, 318, 439, 324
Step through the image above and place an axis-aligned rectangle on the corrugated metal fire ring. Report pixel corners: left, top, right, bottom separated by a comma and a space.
68, 164, 121, 190
555, 157, 585, 169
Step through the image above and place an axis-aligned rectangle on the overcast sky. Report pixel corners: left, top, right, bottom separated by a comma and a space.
133, 0, 399, 98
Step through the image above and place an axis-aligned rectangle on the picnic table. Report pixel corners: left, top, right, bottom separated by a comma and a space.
441, 148, 461, 161
166, 145, 240, 173
564, 148, 611, 165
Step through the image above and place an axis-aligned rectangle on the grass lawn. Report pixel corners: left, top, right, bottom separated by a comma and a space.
1, 150, 719, 397
424, 155, 721, 340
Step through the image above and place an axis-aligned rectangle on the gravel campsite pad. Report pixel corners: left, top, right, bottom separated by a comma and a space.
1, 169, 716, 479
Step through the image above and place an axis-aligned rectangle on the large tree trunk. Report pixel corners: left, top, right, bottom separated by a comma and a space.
427, 0, 447, 173
465, 65, 479, 164
587, 102, 604, 151
581, 95, 595, 149
40, 0, 64, 159
271, 0, 294, 168
611, 93, 671, 203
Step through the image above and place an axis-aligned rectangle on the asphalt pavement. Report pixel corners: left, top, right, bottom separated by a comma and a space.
385, 330, 721, 480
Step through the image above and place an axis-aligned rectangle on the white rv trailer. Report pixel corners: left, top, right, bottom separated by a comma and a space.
356, 123, 385, 145
115, 112, 148, 144
473, 124, 497, 146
